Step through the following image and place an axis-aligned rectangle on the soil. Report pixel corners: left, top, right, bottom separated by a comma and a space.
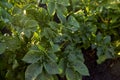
82, 48, 120, 80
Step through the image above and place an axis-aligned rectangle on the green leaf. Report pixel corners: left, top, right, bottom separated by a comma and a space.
73, 60, 89, 76
68, 16, 79, 28
12, 59, 19, 69
66, 68, 82, 80
89, 25, 97, 33
47, 2, 55, 15
0, 43, 6, 54
56, 4, 67, 23
58, 59, 67, 74
66, 68, 76, 80
48, 21, 58, 30
56, 3, 68, 15
76, 50, 85, 62
24, 30, 32, 38
97, 47, 103, 56
35, 71, 54, 80
68, 53, 77, 62
24, 20, 38, 29
41, 0, 48, 3
50, 41, 60, 52
47, 51, 58, 62
25, 63, 43, 80
96, 33, 103, 42
0, 1, 13, 9
37, 45, 46, 53
44, 61, 60, 74
57, 0, 70, 6
97, 55, 106, 64
103, 35, 111, 44
67, 15, 80, 32
22, 50, 41, 63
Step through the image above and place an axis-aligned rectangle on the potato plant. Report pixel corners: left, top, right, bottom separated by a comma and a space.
0, 0, 120, 80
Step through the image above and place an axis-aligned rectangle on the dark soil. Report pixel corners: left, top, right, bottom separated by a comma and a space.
82, 48, 120, 80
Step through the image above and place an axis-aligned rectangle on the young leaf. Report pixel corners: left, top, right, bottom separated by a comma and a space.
22, 50, 41, 63
25, 63, 43, 80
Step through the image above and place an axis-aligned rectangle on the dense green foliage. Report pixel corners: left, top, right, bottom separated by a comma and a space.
0, 0, 120, 80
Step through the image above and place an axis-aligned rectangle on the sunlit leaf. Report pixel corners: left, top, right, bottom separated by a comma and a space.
97, 55, 106, 64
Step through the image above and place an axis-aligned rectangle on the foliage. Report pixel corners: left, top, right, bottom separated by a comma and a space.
0, 0, 120, 80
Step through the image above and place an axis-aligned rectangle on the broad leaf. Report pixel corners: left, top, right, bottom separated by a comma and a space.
56, 4, 67, 23
57, 0, 70, 6
25, 63, 43, 80
47, 51, 58, 62
50, 41, 60, 52
73, 60, 89, 76
66, 68, 76, 80
68, 53, 77, 62
58, 59, 67, 74
103, 35, 111, 44
47, 2, 55, 15
22, 50, 41, 63
67, 16, 80, 32
66, 68, 82, 80
35, 71, 54, 80
44, 61, 60, 74
24, 20, 38, 29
